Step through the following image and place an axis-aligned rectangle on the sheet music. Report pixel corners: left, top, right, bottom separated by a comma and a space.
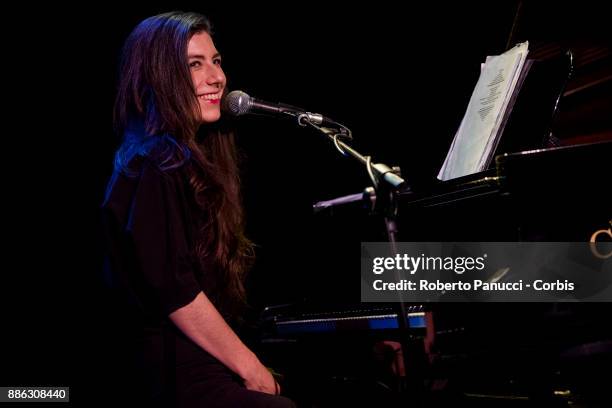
438, 42, 529, 180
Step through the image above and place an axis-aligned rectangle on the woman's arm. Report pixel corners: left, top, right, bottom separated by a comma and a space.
169, 292, 277, 395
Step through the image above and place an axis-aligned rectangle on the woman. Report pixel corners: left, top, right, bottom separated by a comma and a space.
102, 11, 295, 407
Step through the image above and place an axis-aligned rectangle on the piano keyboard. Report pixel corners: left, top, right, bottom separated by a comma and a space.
263, 304, 427, 336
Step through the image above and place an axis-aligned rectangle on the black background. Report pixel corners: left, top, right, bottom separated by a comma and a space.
2, 1, 610, 404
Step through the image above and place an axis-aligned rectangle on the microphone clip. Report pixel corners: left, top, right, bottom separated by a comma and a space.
297, 112, 325, 127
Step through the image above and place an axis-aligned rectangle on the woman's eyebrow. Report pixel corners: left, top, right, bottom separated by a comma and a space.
188, 52, 222, 60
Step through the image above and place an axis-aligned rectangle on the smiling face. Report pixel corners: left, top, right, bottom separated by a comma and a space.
188, 31, 226, 123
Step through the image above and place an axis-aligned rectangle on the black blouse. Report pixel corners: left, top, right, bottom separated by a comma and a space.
102, 151, 234, 401
103, 155, 202, 319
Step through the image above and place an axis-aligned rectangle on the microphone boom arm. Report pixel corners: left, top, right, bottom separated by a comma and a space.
301, 119, 408, 192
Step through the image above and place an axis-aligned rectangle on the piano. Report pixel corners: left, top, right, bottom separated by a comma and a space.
397, 140, 611, 242
257, 141, 612, 407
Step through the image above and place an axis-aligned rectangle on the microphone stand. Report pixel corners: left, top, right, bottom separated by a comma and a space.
301, 117, 425, 401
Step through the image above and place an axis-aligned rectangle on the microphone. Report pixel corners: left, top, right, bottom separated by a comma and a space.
222, 90, 339, 127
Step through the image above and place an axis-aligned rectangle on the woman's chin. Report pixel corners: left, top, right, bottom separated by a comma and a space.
200, 111, 221, 124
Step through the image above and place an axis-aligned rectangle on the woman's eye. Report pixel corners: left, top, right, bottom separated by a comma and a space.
189, 61, 201, 68
213, 58, 222, 66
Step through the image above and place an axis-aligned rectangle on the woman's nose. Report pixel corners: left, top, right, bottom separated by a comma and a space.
206, 66, 225, 86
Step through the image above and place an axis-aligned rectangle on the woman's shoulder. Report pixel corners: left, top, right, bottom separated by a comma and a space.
103, 136, 192, 211
135, 135, 191, 174
114, 134, 191, 178
146, 135, 191, 172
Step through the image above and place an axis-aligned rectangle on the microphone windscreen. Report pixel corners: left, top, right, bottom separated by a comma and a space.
222, 90, 251, 116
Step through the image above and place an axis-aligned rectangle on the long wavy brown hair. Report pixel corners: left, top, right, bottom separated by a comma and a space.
113, 11, 253, 317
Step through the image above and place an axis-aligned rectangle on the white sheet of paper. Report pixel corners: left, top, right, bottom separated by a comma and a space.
438, 42, 529, 180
